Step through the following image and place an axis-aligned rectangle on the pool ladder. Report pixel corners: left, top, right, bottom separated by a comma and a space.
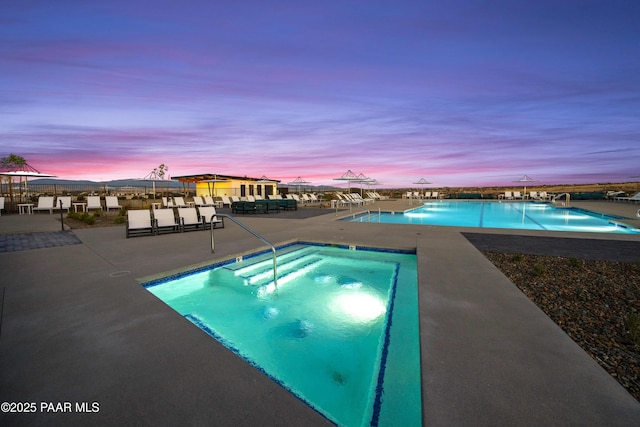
210, 214, 278, 290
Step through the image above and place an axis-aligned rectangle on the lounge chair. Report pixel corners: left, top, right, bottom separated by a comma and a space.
513, 191, 523, 199
246, 195, 256, 202
192, 196, 206, 206
172, 196, 189, 208
0, 196, 4, 215
198, 206, 224, 229
153, 208, 179, 234
162, 197, 174, 208
177, 207, 203, 232
204, 196, 219, 207
33, 196, 55, 214
606, 191, 625, 199
54, 196, 71, 213
431, 192, 439, 199
615, 192, 640, 203
126, 209, 154, 238
502, 191, 513, 200
221, 196, 232, 207
105, 196, 122, 212
86, 196, 102, 211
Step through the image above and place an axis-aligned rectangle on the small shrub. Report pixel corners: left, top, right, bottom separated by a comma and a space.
113, 216, 126, 224
510, 254, 523, 263
532, 264, 546, 276
569, 257, 580, 267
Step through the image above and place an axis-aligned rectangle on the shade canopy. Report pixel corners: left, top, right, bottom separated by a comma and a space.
514, 175, 538, 194
288, 177, 311, 193
334, 169, 369, 192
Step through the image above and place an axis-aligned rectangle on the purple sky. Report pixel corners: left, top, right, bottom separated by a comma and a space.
1, 0, 638, 188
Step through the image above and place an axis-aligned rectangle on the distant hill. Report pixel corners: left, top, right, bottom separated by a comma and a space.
29, 178, 182, 188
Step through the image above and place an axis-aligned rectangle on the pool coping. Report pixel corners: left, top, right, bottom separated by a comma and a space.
1, 199, 639, 426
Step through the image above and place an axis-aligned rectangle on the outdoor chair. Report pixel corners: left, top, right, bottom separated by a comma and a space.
198, 206, 224, 229
126, 209, 155, 238
33, 196, 55, 214
105, 196, 122, 212
177, 207, 204, 232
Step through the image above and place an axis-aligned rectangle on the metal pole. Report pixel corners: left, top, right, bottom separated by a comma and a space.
59, 200, 64, 231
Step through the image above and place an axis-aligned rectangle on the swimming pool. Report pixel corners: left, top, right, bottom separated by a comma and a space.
142, 243, 421, 427
346, 201, 639, 234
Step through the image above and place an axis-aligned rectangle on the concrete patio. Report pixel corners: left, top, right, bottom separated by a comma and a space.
1, 200, 639, 426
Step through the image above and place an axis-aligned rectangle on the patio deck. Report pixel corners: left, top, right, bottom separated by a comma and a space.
1, 200, 639, 426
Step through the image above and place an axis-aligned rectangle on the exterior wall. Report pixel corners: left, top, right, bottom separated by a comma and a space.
195, 180, 277, 198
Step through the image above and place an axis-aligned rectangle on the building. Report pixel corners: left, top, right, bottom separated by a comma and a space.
171, 174, 280, 199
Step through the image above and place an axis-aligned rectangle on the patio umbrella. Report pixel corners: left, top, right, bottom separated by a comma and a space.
288, 177, 311, 193
0, 168, 56, 200
333, 169, 364, 193
413, 178, 432, 198
355, 173, 371, 195
514, 175, 537, 195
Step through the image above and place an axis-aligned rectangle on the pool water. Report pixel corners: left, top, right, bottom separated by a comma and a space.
143, 243, 421, 427
347, 201, 638, 234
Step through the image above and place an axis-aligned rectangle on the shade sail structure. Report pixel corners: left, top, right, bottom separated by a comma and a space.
334, 170, 367, 192
514, 175, 538, 194
413, 178, 432, 196
287, 177, 311, 193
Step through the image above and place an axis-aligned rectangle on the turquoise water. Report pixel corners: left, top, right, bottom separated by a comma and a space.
143, 243, 421, 427
346, 201, 638, 234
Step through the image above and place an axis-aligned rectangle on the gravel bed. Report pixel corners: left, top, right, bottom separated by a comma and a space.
484, 252, 640, 402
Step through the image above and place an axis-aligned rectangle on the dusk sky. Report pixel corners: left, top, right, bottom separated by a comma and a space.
2, 1, 638, 188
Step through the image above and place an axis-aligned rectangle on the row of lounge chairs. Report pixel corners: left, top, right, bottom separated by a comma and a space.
613, 192, 640, 203
126, 206, 224, 238
30, 196, 122, 214
406, 191, 441, 199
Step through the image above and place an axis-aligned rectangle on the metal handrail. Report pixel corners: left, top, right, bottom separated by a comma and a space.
552, 192, 571, 206
210, 214, 277, 289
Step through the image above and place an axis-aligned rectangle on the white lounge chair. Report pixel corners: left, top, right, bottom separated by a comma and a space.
177, 207, 203, 232
221, 196, 232, 207
162, 197, 174, 208
198, 206, 224, 229
33, 196, 55, 214
615, 192, 640, 203
0, 196, 4, 215
55, 196, 71, 212
126, 209, 154, 238
153, 208, 179, 234
173, 196, 189, 208
105, 196, 122, 212
86, 196, 102, 211
513, 191, 523, 199
192, 196, 206, 206
204, 196, 218, 207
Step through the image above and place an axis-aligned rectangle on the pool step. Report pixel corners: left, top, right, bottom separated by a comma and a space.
228, 247, 322, 284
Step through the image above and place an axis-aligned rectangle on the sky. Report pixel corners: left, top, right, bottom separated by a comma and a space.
1, 0, 639, 188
